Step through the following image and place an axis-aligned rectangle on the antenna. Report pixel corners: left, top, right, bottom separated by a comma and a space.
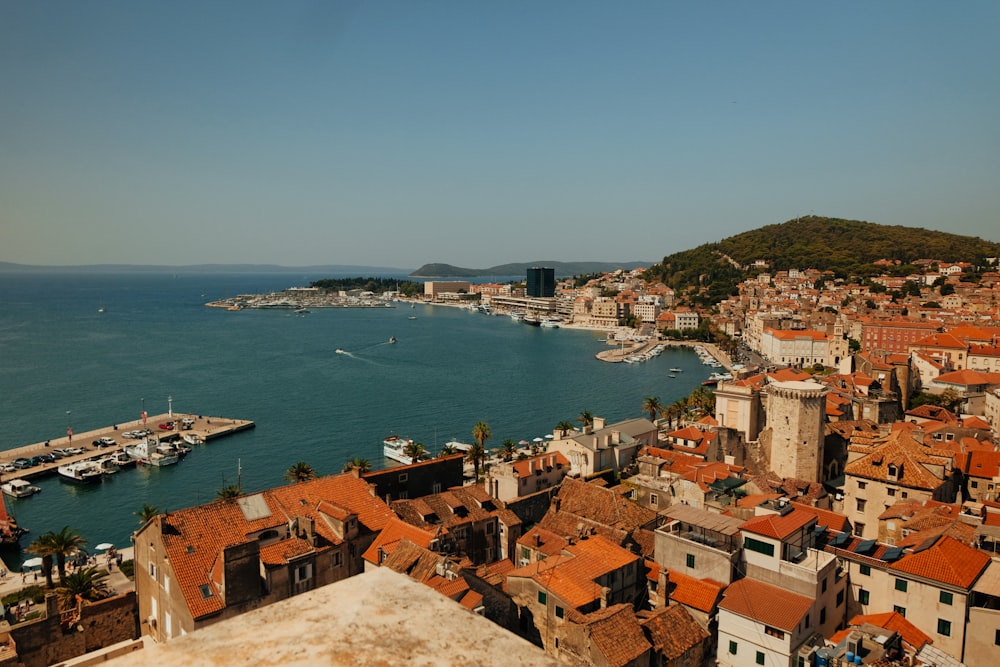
238, 458, 242, 491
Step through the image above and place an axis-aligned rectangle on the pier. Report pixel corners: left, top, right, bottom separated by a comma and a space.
0, 413, 255, 481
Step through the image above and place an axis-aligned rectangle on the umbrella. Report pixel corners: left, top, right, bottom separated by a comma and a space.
545, 434, 554, 439
22, 557, 43, 569
518, 440, 529, 446
95, 543, 114, 551
533, 437, 544, 443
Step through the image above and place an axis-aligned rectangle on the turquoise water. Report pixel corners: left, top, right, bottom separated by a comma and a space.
0, 271, 709, 567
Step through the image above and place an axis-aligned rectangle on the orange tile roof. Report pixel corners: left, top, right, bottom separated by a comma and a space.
664, 569, 725, 613
740, 508, 814, 540
155, 473, 394, 620
719, 578, 813, 631
890, 535, 990, 588
849, 612, 932, 650
844, 428, 953, 490
582, 604, 651, 667
639, 604, 709, 661
361, 516, 437, 565
790, 501, 852, 533
934, 368, 1000, 386
766, 328, 829, 341
958, 450, 1000, 479
511, 451, 570, 478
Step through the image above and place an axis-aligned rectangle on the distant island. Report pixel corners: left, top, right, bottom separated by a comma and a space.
410, 260, 651, 278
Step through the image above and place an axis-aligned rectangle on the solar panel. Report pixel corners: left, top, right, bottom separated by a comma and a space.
814, 524, 827, 536
882, 546, 903, 562
853, 539, 877, 554
830, 532, 850, 547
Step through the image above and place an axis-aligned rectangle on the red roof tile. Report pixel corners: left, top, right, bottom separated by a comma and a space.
719, 578, 812, 631
890, 535, 990, 588
740, 508, 815, 540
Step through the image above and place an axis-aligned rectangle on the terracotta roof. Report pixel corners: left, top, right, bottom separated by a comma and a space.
934, 369, 1000, 386
890, 535, 990, 588
361, 516, 437, 565
154, 473, 394, 620
517, 526, 569, 557
958, 449, 1000, 479
544, 477, 658, 533
766, 328, 829, 341
719, 578, 813, 631
740, 508, 815, 540
638, 604, 709, 660
849, 612, 932, 650
511, 451, 570, 479
910, 332, 968, 349
664, 569, 726, 613
580, 604, 651, 667
790, 501, 852, 533
844, 428, 953, 490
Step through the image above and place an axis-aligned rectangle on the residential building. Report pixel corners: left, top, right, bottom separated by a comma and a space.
133, 473, 395, 640
485, 451, 570, 502
547, 416, 657, 478
654, 504, 743, 585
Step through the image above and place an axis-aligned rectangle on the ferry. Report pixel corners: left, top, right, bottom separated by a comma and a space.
57, 460, 104, 484
1, 479, 41, 499
384, 435, 418, 465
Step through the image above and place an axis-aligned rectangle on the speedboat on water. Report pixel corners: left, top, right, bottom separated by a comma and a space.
383, 435, 418, 465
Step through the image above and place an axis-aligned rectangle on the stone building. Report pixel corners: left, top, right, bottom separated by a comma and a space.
762, 380, 828, 483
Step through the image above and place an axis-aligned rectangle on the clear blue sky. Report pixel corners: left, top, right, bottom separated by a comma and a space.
2, 1, 998, 269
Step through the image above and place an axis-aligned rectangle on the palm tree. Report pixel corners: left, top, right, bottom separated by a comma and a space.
402, 441, 429, 462
56, 566, 110, 612
47, 526, 88, 582
577, 409, 594, 429
642, 396, 663, 423
687, 387, 716, 417
439, 443, 459, 457
342, 457, 371, 474
471, 421, 492, 477
284, 461, 317, 484
465, 441, 486, 478
499, 439, 517, 462
27, 533, 56, 589
134, 503, 159, 525
216, 484, 242, 501
555, 420, 575, 438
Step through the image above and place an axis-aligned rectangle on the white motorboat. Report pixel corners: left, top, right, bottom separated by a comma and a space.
125, 440, 179, 467
1, 479, 41, 498
183, 432, 205, 445
57, 460, 104, 484
384, 435, 418, 465
539, 318, 561, 328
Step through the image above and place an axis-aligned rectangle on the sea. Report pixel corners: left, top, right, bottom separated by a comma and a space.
0, 271, 711, 569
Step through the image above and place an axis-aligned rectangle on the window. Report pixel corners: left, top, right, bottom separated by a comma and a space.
764, 626, 784, 639
859, 589, 870, 605
820, 607, 826, 625
854, 523, 865, 536
837, 590, 844, 606
398, 473, 408, 482
556, 606, 564, 619
756, 650, 765, 665
856, 499, 867, 512
887, 488, 896, 496
895, 578, 908, 593
858, 481, 867, 490
859, 564, 871, 576
537, 591, 547, 605
486, 522, 495, 535
198, 584, 213, 599
822, 577, 828, 593
971, 481, 979, 489
744, 537, 776, 557
893, 605, 906, 617
940, 591, 953, 605
686, 553, 695, 568
995, 629, 1000, 646
333, 551, 342, 567
729, 641, 737, 655
938, 619, 951, 637
432, 482, 442, 494
650, 493, 658, 507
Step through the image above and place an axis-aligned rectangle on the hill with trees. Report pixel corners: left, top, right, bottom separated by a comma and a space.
644, 216, 1000, 307
410, 260, 650, 278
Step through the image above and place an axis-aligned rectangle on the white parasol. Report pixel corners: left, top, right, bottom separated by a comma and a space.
95, 543, 114, 551
22, 557, 43, 569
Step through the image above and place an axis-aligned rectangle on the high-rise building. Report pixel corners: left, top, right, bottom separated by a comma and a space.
526, 267, 555, 298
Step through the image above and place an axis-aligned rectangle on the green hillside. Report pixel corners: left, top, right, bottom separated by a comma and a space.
410, 260, 649, 278
645, 216, 1000, 306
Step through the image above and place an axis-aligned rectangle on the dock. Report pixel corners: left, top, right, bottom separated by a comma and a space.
0, 413, 255, 481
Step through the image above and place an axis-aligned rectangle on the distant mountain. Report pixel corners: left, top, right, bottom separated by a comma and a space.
0, 262, 412, 275
644, 216, 1000, 306
410, 260, 651, 278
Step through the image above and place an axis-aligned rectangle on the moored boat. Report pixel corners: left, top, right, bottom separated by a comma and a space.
0, 495, 26, 550
126, 439, 179, 467
384, 435, 418, 465
58, 460, 104, 484
1, 479, 41, 498
183, 432, 205, 445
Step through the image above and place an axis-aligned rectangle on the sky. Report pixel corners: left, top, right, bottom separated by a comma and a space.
2, 2, 999, 270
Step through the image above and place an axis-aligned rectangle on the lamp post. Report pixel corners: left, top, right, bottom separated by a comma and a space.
141, 397, 146, 426
66, 410, 72, 444
168, 395, 173, 418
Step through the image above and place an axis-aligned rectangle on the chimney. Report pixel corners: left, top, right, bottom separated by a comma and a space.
593, 417, 606, 430
534, 532, 541, 547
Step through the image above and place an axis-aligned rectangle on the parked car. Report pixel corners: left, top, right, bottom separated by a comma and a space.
0, 463, 16, 473
31, 454, 56, 465
158, 422, 174, 430
93, 437, 116, 448
12, 458, 34, 469
65, 447, 85, 455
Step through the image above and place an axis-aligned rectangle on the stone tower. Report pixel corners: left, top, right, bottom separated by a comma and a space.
764, 380, 828, 482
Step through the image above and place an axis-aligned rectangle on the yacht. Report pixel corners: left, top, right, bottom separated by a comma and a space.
539, 318, 561, 328
125, 439, 179, 467
383, 435, 418, 465
57, 460, 104, 484
1, 479, 41, 498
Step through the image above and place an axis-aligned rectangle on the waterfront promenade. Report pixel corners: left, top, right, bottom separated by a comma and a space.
0, 414, 255, 481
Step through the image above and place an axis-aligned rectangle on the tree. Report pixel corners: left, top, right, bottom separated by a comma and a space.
27, 533, 56, 589
577, 410, 594, 429
471, 420, 492, 473
555, 421, 575, 437
439, 443, 459, 457
500, 439, 517, 462
284, 461, 317, 484
402, 441, 429, 462
342, 457, 371, 474
465, 441, 486, 478
642, 396, 662, 423
216, 485, 242, 501
56, 566, 111, 612
134, 504, 159, 525
46, 526, 88, 582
